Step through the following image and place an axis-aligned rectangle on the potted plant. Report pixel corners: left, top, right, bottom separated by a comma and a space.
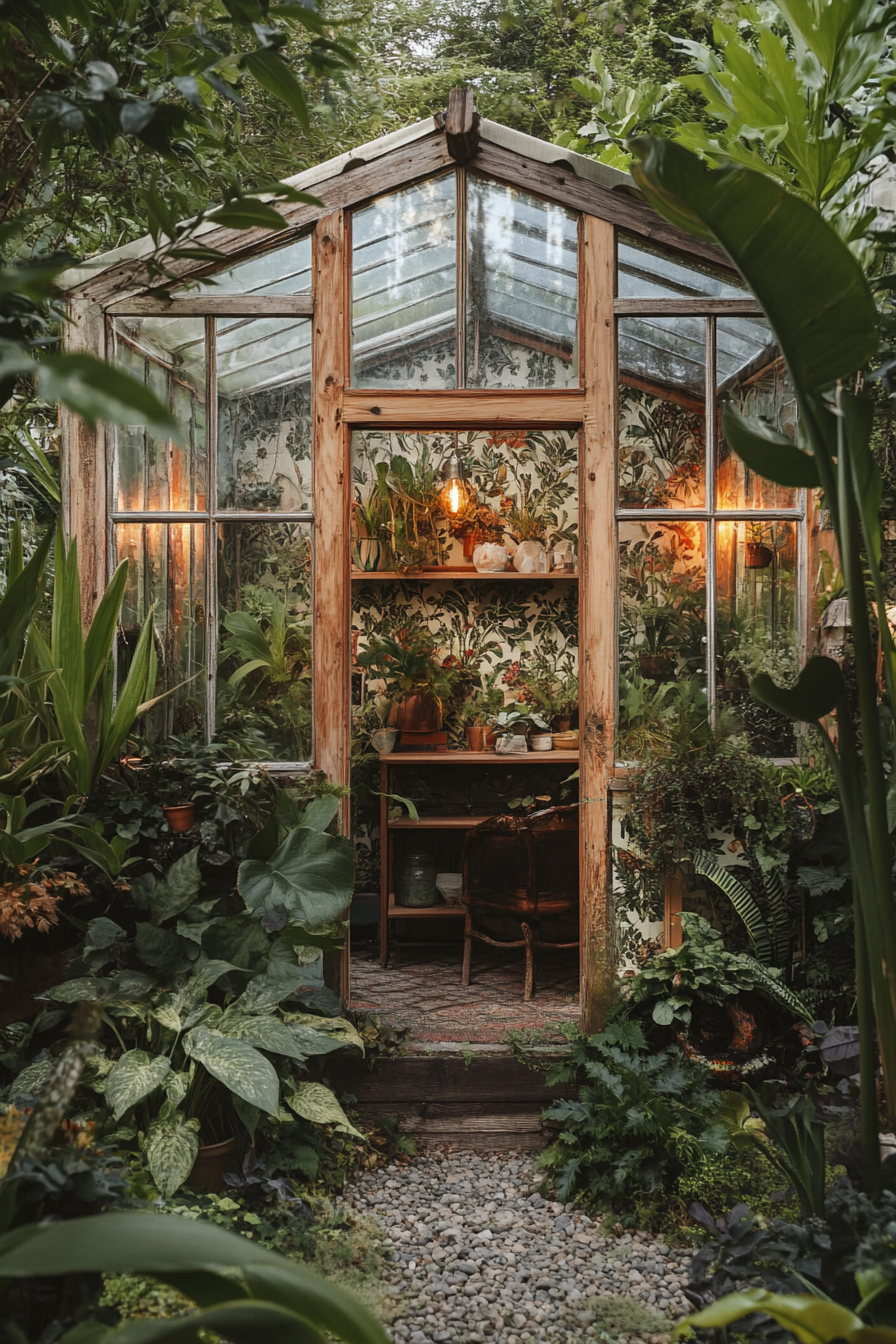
457, 679, 504, 752
352, 482, 390, 572
505, 645, 579, 732
745, 522, 774, 570
356, 623, 460, 742
506, 479, 550, 572
490, 706, 550, 754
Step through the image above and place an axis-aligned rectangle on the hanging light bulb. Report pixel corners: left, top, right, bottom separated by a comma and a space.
438, 449, 472, 518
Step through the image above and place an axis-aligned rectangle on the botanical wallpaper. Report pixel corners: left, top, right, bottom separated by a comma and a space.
357, 332, 576, 392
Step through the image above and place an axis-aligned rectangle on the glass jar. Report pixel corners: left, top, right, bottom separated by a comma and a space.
395, 848, 437, 907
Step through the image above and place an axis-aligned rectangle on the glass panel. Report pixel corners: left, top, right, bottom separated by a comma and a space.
216, 521, 313, 762
116, 522, 207, 737
617, 235, 748, 299
617, 521, 707, 757
216, 318, 312, 511
351, 428, 579, 572
111, 317, 207, 512
465, 177, 578, 389
618, 317, 705, 506
717, 319, 798, 509
182, 234, 312, 296
716, 519, 798, 754
351, 174, 457, 388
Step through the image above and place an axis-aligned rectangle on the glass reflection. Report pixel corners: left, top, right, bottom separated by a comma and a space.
617, 235, 748, 300
717, 319, 798, 510
618, 520, 707, 681
183, 234, 312, 296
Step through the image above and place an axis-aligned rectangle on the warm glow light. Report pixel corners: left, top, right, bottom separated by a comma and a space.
441, 479, 465, 516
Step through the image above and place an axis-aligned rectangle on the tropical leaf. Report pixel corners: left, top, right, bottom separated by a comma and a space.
183, 1025, 280, 1114
285, 1082, 363, 1137
752, 657, 843, 723
147, 849, 203, 925
217, 1008, 309, 1063
105, 1050, 172, 1121
721, 406, 821, 488
237, 826, 354, 932
693, 851, 773, 964
674, 1287, 864, 1344
144, 1112, 200, 1198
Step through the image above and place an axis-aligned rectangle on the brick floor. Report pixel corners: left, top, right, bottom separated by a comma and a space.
349, 942, 580, 1044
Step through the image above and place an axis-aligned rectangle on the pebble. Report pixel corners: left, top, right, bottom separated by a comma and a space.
338, 1151, 692, 1343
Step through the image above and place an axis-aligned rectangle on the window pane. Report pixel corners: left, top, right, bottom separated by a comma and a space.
717, 319, 798, 509
716, 519, 798, 754
617, 235, 747, 299
216, 318, 311, 511
618, 519, 707, 694
116, 522, 207, 737
351, 175, 457, 388
182, 234, 312, 296
618, 317, 705, 506
465, 177, 578, 389
216, 521, 313, 762
111, 317, 207, 512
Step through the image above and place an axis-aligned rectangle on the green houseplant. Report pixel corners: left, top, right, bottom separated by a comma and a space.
356, 624, 459, 735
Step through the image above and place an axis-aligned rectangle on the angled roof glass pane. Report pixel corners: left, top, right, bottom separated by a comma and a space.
351, 174, 457, 388
618, 235, 747, 300
716, 315, 777, 388
215, 315, 311, 397
466, 176, 578, 389
177, 234, 312, 296
618, 314, 706, 397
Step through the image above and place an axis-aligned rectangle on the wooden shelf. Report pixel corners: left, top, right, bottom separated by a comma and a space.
379, 750, 579, 764
388, 815, 484, 829
387, 898, 465, 919
352, 569, 578, 582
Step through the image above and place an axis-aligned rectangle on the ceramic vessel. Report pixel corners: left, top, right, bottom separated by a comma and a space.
395, 848, 437, 907
496, 734, 527, 755
371, 727, 399, 755
552, 715, 572, 733
353, 537, 382, 571
465, 725, 491, 752
530, 733, 553, 752
472, 542, 508, 573
513, 540, 549, 574
435, 872, 463, 905
189, 1136, 237, 1192
164, 803, 195, 833
745, 542, 773, 569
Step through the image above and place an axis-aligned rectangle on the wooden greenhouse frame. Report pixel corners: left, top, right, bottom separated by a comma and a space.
58, 93, 816, 1033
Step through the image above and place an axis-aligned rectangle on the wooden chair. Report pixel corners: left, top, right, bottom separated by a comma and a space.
461, 806, 579, 1001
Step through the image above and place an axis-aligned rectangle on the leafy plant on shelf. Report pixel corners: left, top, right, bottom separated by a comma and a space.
626, 913, 812, 1030
540, 1020, 727, 1212
504, 639, 578, 723
355, 623, 460, 705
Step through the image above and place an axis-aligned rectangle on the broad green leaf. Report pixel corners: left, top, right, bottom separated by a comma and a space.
677, 1287, 863, 1344
721, 405, 820, 488
241, 48, 309, 130
35, 354, 182, 442
300, 796, 340, 832
233, 1095, 260, 1141
83, 917, 125, 957
285, 1082, 363, 1137
184, 1025, 279, 1114
145, 1112, 200, 1198
105, 1050, 172, 1121
202, 913, 271, 969
9, 1060, 56, 1098
208, 199, 288, 231
217, 1007, 308, 1063
238, 962, 306, 1013
630, 139, 878, 391
237, 827, 354, 931
149, 849, 203, 924
752, 656, 843, 722
46, 976, 115, 1003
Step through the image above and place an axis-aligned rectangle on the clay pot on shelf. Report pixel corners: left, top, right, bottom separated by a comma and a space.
552, 715, 572, 733
189, 1136, 238, 1192
353, 537, 382, 571
465, 725, 492, 752
745, 542, 773, 569
395, 848, 437, 907
396, 693, 443, 733
164, 803, 195, 833
371, 727, 399, 754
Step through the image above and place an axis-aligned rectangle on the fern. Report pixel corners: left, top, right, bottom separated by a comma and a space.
694, 850, 773, 963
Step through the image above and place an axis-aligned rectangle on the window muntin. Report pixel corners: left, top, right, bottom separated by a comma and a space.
465, 177, 578, 389
349, 171, 580, 390
178, 234, 312, 296
617, 235, 748, 300
351, 174, 457, 388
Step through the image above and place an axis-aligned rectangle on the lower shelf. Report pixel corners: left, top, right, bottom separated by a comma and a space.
387, 898, 465, 919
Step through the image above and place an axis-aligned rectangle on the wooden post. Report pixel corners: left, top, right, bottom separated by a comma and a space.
579, 215, 617, 1033
445, 87, 481, 164
664, 869, 684, 949
313, 210, 352, 997
62, 299, 107, 624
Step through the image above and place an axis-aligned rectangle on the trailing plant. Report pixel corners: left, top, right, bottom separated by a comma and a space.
540, 1020, 727, 1213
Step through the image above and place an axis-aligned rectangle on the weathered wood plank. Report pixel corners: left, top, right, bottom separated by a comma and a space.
328, 1054, 568, 1104
579, 216, 617, 1033
615, 298, 762, 316
446, 87, 481, 164
473, 141, 735, 272
105, 296, 313, 316
343, 389, 586, 427
62, 300, 107, 623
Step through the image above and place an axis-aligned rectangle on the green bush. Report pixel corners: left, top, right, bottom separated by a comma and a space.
676, 1147, 801, 1224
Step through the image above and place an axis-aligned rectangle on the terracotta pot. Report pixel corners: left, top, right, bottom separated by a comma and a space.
465, 725, 490, 752
745, 542, 773, 569
552, 715, 572, 733
189, 1136, 238, 1192
396, 693, 442, 733
164, 803, 195, 833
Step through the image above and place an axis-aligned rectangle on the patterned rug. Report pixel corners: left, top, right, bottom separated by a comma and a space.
349, 942, 580, 1044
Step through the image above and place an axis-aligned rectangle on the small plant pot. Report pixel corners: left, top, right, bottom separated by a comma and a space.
396, 693, 443, 733
371, 727, 399, 755
353, 537, 382, 571
189, 1137, 238, 1193
496, 734, 527, 755
552, 716, 572, 733
465, 725, 490, 752
164, 803, 195, 833
745, 542, 773, 569
530, 733, 553, 752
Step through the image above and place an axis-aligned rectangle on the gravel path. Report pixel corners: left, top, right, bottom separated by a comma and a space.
338, 1150, 693, 1343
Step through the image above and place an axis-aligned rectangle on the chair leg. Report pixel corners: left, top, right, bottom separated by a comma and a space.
462, 913, 473, 986
522, 921, 535, 1001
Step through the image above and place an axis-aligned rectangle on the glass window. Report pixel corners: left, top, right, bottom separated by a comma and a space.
351, 175, 457, 388
717, 319, 798, 510
181, 234, 312, 296
216, 521, 313, 763
715, 519, 798, 754
216, 317, 312, 511
110, 317, 207, 512
465, 177, 578, 389
618, 316, 706, 508
617, 235, 747, 300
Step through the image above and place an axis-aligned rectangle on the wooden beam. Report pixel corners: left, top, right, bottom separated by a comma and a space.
473, 141, 736, 274
446, 87, 481, 164
664, 868, 684, 949
105, 296, 313, 316
579, 215, 617, 1033
615, 298, 762, 316
343, 388, 586, 428
62, 300, 107, 624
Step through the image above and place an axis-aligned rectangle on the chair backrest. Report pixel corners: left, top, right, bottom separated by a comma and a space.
528, 805, 579, 904
462, 815, 534, 912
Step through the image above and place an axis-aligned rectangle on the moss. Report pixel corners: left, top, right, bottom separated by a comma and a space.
578, 1293, 672, 1337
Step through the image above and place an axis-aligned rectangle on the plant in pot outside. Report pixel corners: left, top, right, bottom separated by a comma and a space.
356, 623, 460, 745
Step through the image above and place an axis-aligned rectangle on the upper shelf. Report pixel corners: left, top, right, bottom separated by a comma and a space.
352, 568, 578, 582
379, 750, 579, 764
